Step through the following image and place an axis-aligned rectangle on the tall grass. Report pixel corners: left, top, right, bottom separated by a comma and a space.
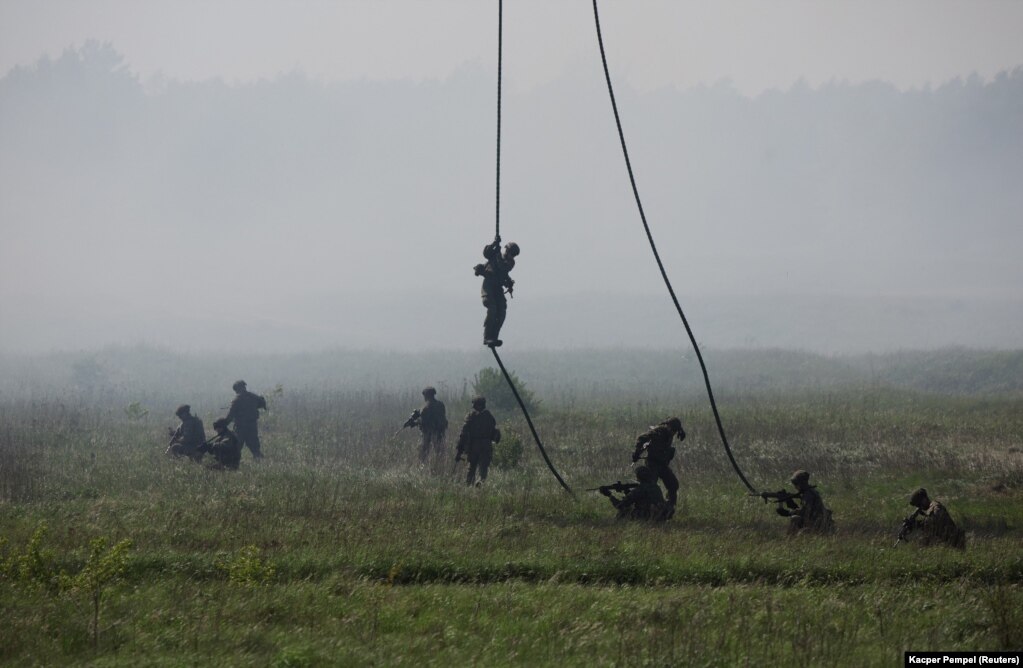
1, 381, 1021, 664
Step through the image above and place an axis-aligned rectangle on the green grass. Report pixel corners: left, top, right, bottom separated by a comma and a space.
1, 386, 1022, 665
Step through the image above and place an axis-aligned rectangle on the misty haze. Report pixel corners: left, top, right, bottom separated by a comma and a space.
1, 42, 1020, 354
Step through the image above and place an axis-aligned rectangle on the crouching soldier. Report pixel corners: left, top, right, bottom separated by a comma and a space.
601, 466, 671, 521
900, 488, 966, 548
166, 404, 205, 461
199, 418, 242, 470
455, 396, 500, 487
763, 469, 835, 535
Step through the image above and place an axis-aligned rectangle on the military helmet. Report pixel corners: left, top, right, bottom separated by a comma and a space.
232, 380, 247, 391
471, 396, 486, 409
422, 386, 437, 397
909, 487, 929, 507
635, 465, 656, 483
213, 417, 229, 430
175, 404, 191, 417
505, 242, 520, 257
790, 469, 811, 486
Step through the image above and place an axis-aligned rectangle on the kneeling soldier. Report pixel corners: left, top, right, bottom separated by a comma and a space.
901, 487, 966, 548
603, 466, 670, 521
167, 404, 205, 461
762, 470, 835, 535
199, 418, 242, 470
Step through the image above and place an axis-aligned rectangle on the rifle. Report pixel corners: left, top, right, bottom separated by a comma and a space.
893, 509, 921, 547
755, 489, 801, 516
586, 481, 640, 496
393, 409, 421, 437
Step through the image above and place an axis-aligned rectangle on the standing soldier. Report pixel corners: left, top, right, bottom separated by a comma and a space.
418, 387, 448, 467
225, 380, 267, 460
474, 238, 519, 347
166, 404, 205, 461
901, 488, 966, 548
455, 396, 500, 487
631, 417, 685, 515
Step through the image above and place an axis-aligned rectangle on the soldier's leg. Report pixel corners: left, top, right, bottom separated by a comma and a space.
493, 300, 507, 341
477, 443, 493, 483
235, 423, 262, 459
419, 431, 431, 465
483, 295, 508, 344
430, 432, 447, 473
659, 466, 679, 506
466, 444, 480, 485
248, 426, 263, 459
483, 297, 498, 343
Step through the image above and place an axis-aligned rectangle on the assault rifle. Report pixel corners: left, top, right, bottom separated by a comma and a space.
586, 481, 640, 496
755, 489, 801, 517
394, 409, 421, 437
893, 509, 921, 547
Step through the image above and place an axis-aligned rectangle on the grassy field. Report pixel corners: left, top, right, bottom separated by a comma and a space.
1, 365, 1022, 665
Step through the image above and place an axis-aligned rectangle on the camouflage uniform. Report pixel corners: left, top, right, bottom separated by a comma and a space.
478, 241, 516, 346
785, 470, 834, 536
612, 481, 670, 521
456, 404, 498, 486
226, 384, 266, 459
917, 501, 965, 548
167, 411, 205, 461
418, 394, 448, 465
788, 485, 834, 534
632, 421, 683, 506
908, 490, 966, 548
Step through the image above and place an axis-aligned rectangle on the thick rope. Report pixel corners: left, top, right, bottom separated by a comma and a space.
591, 0, 756, 494
494, 0, 503, 241
491, 347, 575, 496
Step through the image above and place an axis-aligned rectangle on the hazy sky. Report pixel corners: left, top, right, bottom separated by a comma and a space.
2, 1, 1023, 95
1, 1, 1021, 353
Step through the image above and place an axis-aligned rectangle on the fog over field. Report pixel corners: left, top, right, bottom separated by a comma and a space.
1, 2, 1021, 354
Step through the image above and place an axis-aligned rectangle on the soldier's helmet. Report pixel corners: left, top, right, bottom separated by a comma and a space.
790, 469, 811, 487
909, 487, 930, 507
471, 396, 486, 409
213, 417, 229, 430
422, 386, 437, 397
635, 465, 656, 483
175, 404, 191, 417
232, 380, 247, 392
505, 242, 520, 257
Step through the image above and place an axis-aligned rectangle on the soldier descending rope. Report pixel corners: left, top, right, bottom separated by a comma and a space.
474, 239, 519, 347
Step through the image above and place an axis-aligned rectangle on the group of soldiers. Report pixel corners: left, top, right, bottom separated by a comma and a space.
166, 380, 267, 469
403, 387, 499, 487
605, 418, 964, 548
405, 395, 965, 548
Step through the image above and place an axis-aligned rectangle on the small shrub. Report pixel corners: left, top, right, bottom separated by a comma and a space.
220, 545, 276, 587
63, 537, 133, 650
492, 427, 524, 470
472, 367, 540, 415
9, 523, 63, 590
123, 402, 149, 421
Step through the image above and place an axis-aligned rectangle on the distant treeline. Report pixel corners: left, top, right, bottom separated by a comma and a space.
1, 43, 1021, 354
1, 346, 1020, 405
